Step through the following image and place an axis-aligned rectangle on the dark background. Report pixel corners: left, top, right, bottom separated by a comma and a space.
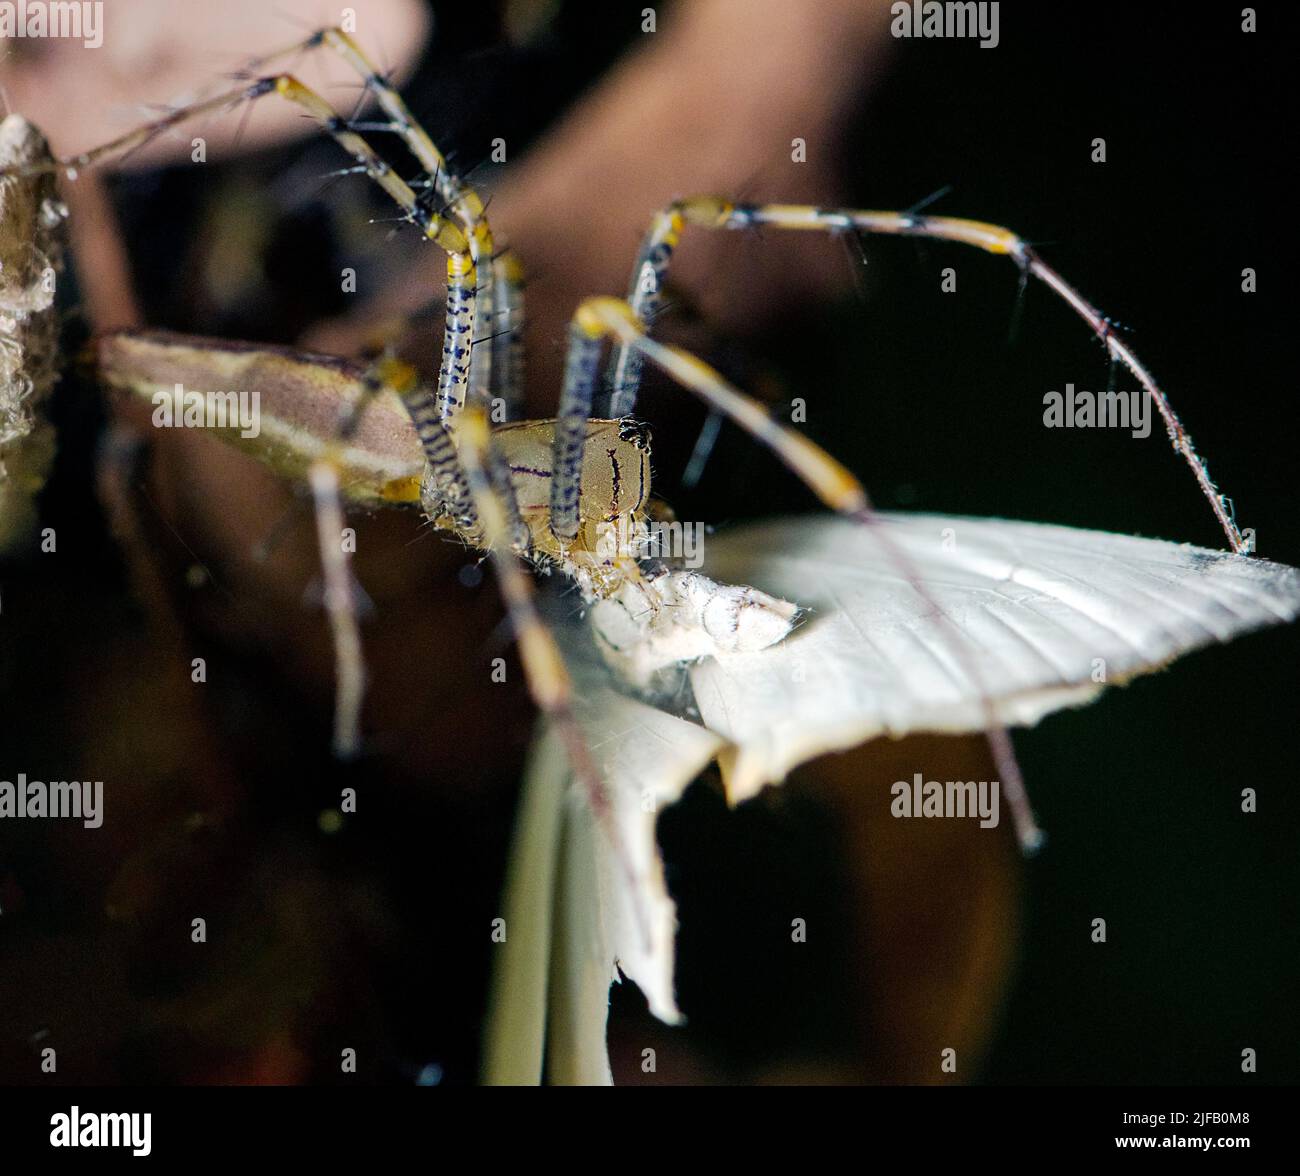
0, 1, 1294, 1085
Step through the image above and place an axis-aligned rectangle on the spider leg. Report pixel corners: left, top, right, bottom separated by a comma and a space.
493, 251, 528, 421
2, 72, 480, 427
95, 330, 479, 758
605, 198, 1246, 555
548, 319, 607, 545
369, 356, 480, 536
241, 27, 526, 416
571, 296, 1043, 851
24, 67, 491, 752
61, 57, 543, 756
308, 353, 464, 759
579, 298, 865, 515
603, 205, 682, 417
8, 54, 531, 751
307, 451, 366, 758
456, 408, 651, 948
312, 27, 506, 412
308, 351, 528, 756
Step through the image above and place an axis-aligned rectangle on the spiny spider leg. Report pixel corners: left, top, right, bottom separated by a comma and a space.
457, 407, 651, 949
549, 321, 606, 544
309, 352, 486, 758
1, 69, 489, 754
565, 296, 1043, 850
315, 26, 518, 412
307, 454, 366, 758
6, 48, 1043, 845
0, 72, 479, 420
371, 355, 481, 536
308, 358, 414, 757
572, 298, 865, 515
236, 27, 525, 415
605, 198, 1248, 555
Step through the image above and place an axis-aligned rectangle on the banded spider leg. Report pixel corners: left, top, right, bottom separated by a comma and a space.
5, 36, 1075, 860
2, 46, 666, 913
606, 197, 1249, 555
3, 48, 499, 758
571, 195, 1263, 848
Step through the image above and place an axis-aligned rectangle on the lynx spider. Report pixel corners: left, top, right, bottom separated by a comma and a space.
0, 26, 1252, 868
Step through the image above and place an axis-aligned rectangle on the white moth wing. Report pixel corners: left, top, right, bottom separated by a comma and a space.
489, 512, 1299, 1079
483, 674, 723, 1084
565, 683, 723, 1029
690, 514, 1300, 802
